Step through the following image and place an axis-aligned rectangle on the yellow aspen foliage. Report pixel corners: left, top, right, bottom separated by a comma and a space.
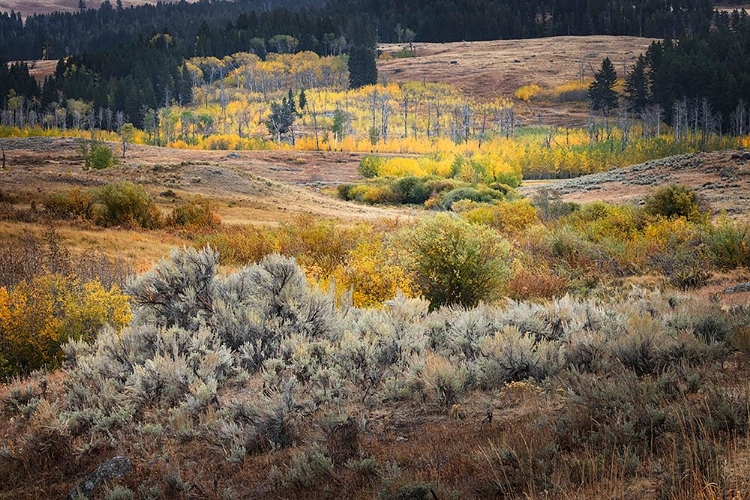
0, 275, 130, 379
643, 217, 699, 255
331, 239, 415, 308
61, 281, 131, 344
379, 157, 422, 177
461, 199, 539, 235
514, 84, 541, 102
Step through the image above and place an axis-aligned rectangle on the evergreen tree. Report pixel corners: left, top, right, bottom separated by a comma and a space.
625, 54, 649, 114
298, 88, 307, 113
348, 45, 377, 89
287, 88, 297, 116
266, 98, 296, 145
588, 57, 619, 112
78, 0, 87, 13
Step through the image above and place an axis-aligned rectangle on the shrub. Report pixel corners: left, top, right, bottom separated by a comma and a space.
515, 84, 541, 102
277, 215, 361, 273
43, 188, 95, 220
420, 354, 467, 407
644, 184, 708, 222
440, 186, 503, 209
358, 155, 383, 178
331, 239, 415, 308
461, 199, 538, 235
84, 143, 119, 170
401, 214, 512, 309
197, 225, 279, 265
653, 249, 712, 290
506, 267, 568, 300
168, 197, 221, 229
0, 274, 130, 379
531, 189, 579, 221
701, 218, 750, 270
95, 181, 162, 229
392, 176, 433, 205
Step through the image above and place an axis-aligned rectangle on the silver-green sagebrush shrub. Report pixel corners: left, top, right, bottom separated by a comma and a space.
62, 247, 341, 435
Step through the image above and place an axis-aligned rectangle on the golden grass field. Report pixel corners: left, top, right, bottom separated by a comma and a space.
379, 36, 657, 126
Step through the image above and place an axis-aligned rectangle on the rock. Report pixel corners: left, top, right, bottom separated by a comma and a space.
724, 283, 750, 294
68, 456, 132, 499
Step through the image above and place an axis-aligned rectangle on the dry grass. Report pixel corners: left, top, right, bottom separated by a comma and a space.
0, 137, 416, 267
520, 150, 750, 221
378, 36, 656, 126
0, 138, 410, 211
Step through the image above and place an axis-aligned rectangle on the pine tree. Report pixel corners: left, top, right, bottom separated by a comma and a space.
588, 57, 619, 112
348, 45, 377, 89
287, 88, 297, 116
625, 55, 649, 114
78, 0, 87, 13
266, 98, 295, 146
298, 88, 307, 113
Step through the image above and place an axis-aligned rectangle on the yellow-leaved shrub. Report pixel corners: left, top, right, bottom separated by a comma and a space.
0, 275, 130, 379
331, 239, 415, 308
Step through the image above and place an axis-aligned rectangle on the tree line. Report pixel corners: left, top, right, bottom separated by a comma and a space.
587, 9, 750, 138
0, 36, 190, 130
0, 0, 721, 62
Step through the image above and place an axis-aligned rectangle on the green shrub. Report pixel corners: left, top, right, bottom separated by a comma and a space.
701, 218, 750, 270
440, 186, 503, 209
95, 181, 162, 229
402, 214, 512, 309
337, 183, 355, 200
84, 143, 119, 170
358, 155, 384, 178
392, 176, 433, 205
644, 184, 708, 222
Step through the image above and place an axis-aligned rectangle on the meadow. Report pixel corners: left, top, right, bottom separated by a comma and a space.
2, 32, 750, 499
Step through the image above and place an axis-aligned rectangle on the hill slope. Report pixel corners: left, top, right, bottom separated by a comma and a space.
520, 150, 750, 219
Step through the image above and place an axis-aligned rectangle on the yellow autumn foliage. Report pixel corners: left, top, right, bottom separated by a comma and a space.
0, 275, 131, 378
331, 239, 415, 308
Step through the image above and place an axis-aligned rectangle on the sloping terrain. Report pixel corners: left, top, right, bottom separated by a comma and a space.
520, 150, 750, 220
379, 36, 654, 98
0, 137, 410, 225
